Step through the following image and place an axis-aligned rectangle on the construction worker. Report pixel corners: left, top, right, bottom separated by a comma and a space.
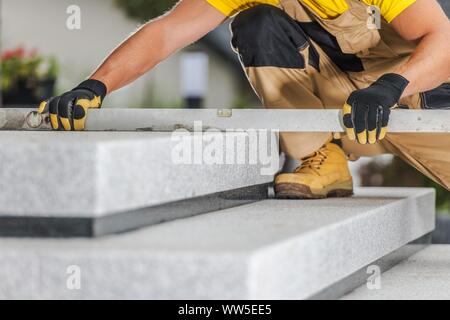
38, 0, 450, 199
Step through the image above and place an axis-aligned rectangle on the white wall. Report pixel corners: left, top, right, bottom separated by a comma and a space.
1, 0, 244, 108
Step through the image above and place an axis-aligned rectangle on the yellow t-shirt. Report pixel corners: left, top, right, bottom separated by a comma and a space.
206, 0, 416, 23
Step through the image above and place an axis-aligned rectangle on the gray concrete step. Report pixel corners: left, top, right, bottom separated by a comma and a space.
0, 188, 435, 299
342, 245, 450, 300
0, 131, 277, 237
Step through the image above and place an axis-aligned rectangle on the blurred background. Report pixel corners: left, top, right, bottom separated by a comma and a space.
0, 0, 258, 109
0, 0, 449, 241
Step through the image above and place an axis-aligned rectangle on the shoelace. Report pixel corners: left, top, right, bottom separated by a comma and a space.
295, 146, 329, 173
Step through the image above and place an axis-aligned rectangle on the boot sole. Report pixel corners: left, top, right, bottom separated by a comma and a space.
275, 181, 354, 200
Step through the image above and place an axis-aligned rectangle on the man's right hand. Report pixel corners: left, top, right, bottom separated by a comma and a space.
38, 79, 107, 131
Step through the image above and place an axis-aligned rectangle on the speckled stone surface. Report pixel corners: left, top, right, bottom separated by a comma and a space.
0, 131, 276, 218
0, 188, 435, 299
342, 245, 450, 300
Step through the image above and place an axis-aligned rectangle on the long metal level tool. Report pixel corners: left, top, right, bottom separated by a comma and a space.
1, 108, 450, 132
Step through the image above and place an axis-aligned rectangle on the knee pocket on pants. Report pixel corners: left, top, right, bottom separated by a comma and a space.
231, 4, 319, 70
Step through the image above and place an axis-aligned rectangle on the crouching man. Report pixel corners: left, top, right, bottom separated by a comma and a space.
39, 0, 450, 199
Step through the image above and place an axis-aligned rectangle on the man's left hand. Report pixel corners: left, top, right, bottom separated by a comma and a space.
343, 73, 410, 145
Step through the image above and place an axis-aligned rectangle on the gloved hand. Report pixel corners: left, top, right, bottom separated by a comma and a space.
38, 79, 107, 131
342, 73, 409, 145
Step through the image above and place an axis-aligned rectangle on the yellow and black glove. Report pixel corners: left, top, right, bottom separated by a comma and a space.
38, 79, 107, 131
343, 73, 409, 145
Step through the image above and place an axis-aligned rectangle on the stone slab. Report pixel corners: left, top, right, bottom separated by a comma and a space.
0, 188, 435, 300
0, 184, 269, 238
311, 233, 431, 299
0, 131, 276, 219
341, 245, 450, 300
0, 184, 271, 238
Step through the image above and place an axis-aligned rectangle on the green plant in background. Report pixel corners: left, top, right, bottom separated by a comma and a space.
360, 157, 450, 213
115, 0, 178, 21
232, 94, 255, 109
2, 47, 59, 93
45, 57, 59, 80
1, 47, 59, 105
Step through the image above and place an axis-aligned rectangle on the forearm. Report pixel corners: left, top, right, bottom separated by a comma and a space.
88, 0, 226, 94
89, 19, 172, 94
396, 26, 450, 97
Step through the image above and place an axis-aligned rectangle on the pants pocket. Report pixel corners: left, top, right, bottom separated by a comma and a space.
421, 83, 450, 110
